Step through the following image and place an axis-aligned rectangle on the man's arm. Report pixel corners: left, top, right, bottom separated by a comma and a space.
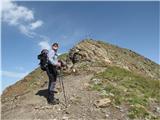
48, 50, 61, 66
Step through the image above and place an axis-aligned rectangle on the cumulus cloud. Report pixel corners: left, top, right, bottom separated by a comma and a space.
2, 0, 52, 50
19, 25, 36, 37
38, 40, 50, 50
1, 71, 28, 78
2, 0, 43, 37
30, 20, 43, 30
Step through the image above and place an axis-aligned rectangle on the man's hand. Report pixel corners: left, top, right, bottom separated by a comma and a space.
56, 61, 61, 67
57, 60, 67, 70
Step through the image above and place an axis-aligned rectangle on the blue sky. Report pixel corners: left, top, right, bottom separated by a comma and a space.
1, 1, 159, 92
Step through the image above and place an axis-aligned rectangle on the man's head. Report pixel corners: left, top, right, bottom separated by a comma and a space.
52, 43, 59, 51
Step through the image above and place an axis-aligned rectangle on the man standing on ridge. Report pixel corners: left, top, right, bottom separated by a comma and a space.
46, 43, 61, 105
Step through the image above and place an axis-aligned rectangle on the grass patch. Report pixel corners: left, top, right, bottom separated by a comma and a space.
128, 104, 157, 119
58, 53, 68, 61
90, 65, 160, 119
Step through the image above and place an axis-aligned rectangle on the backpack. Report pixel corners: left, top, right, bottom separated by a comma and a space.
38, 49, 49, 71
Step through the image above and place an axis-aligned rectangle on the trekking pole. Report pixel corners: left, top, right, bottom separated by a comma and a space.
59, 69, 67, 108
58, 70, 63, 92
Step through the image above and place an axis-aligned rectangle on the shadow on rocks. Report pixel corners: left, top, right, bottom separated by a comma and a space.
35, 89, 48, 99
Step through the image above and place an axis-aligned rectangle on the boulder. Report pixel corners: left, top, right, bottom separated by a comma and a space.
94, 98, 111, 108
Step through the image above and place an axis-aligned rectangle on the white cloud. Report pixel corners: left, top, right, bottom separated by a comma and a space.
2, 0, 43, 37
2, 0, 51, 50
19, 25, 35, 38
30, 20, 43, 30
2, 1, 34, 25
38, 41, 50, 50
1, 71, 28, 78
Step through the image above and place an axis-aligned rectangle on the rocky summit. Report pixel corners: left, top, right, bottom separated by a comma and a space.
68, 40, 159, 80
1, 39, 160, 120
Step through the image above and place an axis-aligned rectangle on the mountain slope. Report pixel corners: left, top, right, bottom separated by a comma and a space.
68, 40, 159, 80
1, 39, 160, 120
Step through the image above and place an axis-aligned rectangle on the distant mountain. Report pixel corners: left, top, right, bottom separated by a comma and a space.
2, 39, 160, 120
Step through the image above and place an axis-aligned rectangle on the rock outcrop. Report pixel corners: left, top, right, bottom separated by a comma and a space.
68, 39, 159, 80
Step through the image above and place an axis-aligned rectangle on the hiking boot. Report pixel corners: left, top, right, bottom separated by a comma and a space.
48, 98, 60, 105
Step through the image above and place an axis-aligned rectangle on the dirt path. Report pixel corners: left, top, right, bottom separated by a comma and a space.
2, 73, 103, 120
2, 72, 127, 120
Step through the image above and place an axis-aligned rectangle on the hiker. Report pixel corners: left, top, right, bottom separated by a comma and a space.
46, 43, 61, 105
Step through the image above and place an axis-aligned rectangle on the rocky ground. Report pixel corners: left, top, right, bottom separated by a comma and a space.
2, 70, 130, 120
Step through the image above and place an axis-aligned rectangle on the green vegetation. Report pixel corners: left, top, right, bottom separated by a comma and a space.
58, 53, 68, 61
90, 66, 160, 119
128, 104, 156, 119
